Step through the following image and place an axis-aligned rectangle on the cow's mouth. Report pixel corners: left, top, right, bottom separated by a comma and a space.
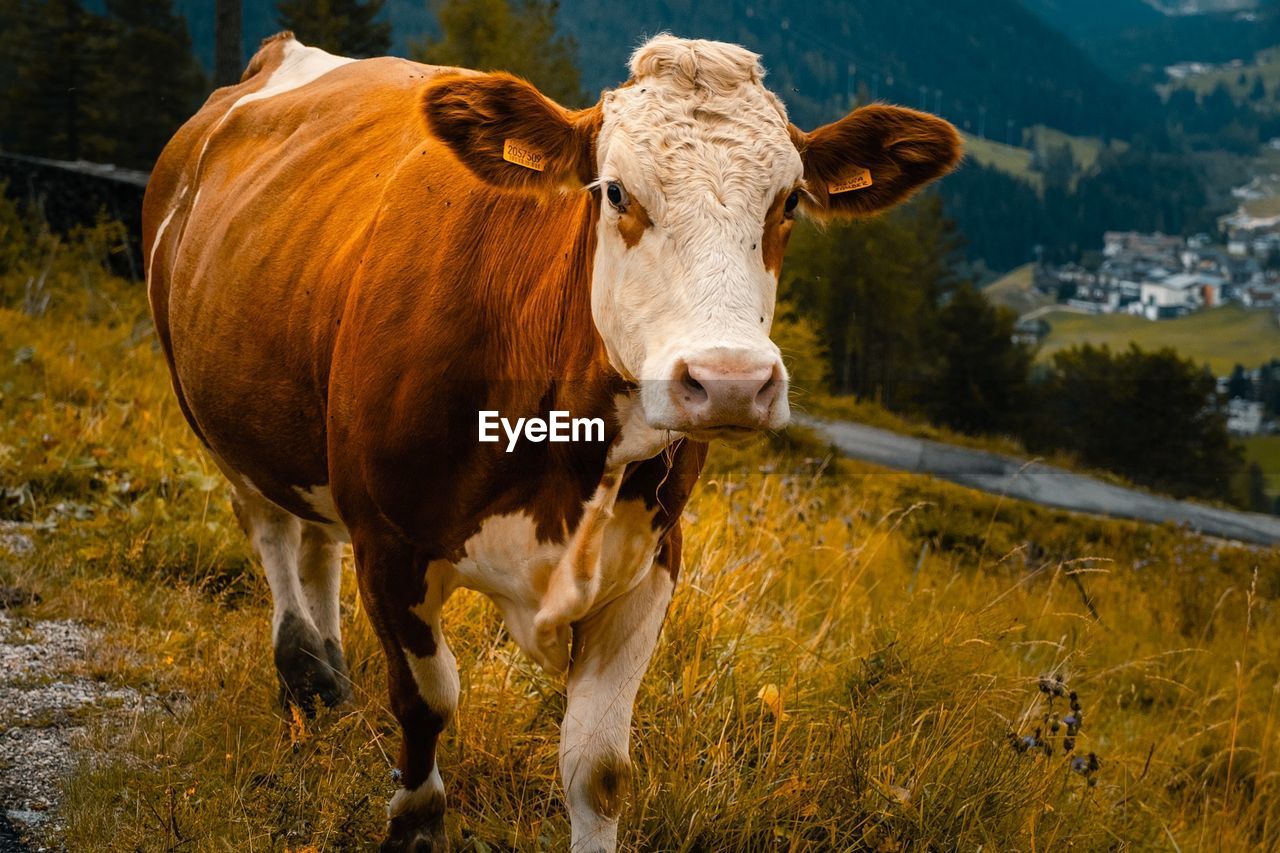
685, 424, 761, 444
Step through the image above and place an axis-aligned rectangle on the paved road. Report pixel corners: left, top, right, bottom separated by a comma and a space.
798, 415, 1280, 546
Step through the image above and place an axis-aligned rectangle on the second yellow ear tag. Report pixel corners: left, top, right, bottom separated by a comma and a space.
828, 167, 873, 195
503, 139, 546, 171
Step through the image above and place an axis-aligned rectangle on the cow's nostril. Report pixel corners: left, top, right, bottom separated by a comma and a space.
678, 363, 709, 404
755, 369, 781, 407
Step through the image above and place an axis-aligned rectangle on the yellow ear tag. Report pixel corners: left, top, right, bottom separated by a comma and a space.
828, 167, 873, 195
503, 138, 546, 172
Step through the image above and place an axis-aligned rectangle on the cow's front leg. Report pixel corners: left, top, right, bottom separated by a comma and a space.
560, 534, 679, 852
355, 536, 459, 853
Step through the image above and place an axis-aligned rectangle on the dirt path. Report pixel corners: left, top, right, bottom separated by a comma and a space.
0, 525, 149, 853
801, 415, 1280, 545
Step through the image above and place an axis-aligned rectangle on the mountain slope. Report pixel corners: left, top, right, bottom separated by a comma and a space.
1019, 0, 1164, 43
1023, 0, 1280, 81
173, 0, 1157, 138
555, 0, 1159, 135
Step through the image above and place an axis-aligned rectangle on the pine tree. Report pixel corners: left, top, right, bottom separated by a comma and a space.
0, 0, 205, 168
100, 0, 207, 169
1029, 345, 1241, 501
277, 0, 390, 58
780, 196, 962, 402
416, 0, 585, 106
1246, 462, 1269, 513
921, 283, 1032, 435
1, 0, 113, 160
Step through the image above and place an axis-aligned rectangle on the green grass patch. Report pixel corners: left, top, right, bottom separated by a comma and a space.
1039, 304, 1280, 375
1024, 124, 1126, 173
1242, 434, 1280, 494
1170, 48, 1280, 102
961, 132, 1039, 189
983, 262, 1055, 316
960, 127, 1125, 194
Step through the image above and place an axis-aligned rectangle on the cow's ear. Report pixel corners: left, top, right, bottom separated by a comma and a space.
423, 73, 600, 193
791, 105, 961, 219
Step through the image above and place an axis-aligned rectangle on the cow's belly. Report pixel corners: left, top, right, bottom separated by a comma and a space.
446, 499, 663, 669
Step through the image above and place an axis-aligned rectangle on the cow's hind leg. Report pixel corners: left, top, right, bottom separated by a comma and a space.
231, 485, 349, 712
354, 536, 458, 852
560, 536, 679, 852
298, 522, 351, 700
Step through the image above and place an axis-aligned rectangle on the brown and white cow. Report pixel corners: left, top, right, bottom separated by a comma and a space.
144, 31, 959, 851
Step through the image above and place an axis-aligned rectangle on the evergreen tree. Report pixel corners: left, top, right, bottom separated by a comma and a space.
416, 0, 585, 106
1226, 364, 1253, 400
781, 196, 962, 404
277, 0, 390, 58
921, 283, 1032, 435
1246, 462, 1269, 514
100, 0, 207, 169
0, 0, 204, 169
1, 0, 113, 160
1028, 344, 1241, 501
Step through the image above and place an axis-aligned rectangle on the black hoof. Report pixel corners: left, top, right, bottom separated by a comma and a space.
380, 814, 448, 852
274, 612, 351, 713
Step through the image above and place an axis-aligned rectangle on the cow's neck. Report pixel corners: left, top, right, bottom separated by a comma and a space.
484, 190, 627, 442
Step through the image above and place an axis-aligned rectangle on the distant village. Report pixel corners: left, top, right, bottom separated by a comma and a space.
1029, 218, 1280, 324
1015, 203, 1280, 439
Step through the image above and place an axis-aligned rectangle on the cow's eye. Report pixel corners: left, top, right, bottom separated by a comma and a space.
784, 190, 800, 216
606, 181, 628, 211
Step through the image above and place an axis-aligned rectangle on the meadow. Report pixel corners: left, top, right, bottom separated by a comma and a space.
2, 205, 1279, 850
1170, 48, 1280, 103
1038, 303, 1280, 376
960, 126, 1126, 195
983, 263, 1057, 317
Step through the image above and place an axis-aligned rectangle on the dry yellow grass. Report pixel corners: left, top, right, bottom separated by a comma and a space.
2, 203, 1279, 850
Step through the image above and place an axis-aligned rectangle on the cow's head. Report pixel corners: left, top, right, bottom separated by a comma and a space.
424, 35, 961, 440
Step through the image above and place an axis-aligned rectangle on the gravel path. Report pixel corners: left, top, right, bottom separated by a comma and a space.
801, 415, 1280, 545
0, 607, 148, 852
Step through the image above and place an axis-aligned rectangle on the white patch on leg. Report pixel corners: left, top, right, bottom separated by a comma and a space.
293, 484, 350, 541
387, 765, 445, 819
560, 568, 675, 853
297, 523, 345, 644
235, 490, 309, 638
403, 561, 460, 718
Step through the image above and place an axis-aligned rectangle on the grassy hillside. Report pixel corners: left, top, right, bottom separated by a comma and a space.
984, 263, 1057, 316
1243, 434, 1280, 494
961, 128, 1127, 194
1024, 124, 1127, 172
962, 134, 1039, 188
1170, 47, 1280, 102
1039, 304, 1280, 374
2, 215, 1279, 849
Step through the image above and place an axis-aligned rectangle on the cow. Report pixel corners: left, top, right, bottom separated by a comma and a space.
143, 31, 960, 852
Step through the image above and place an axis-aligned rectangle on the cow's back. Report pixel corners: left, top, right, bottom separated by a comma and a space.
144, 36, 468, 518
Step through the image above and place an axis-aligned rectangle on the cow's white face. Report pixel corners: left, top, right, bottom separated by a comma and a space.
424, 35, 962, 439
590, 37, 800, 437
